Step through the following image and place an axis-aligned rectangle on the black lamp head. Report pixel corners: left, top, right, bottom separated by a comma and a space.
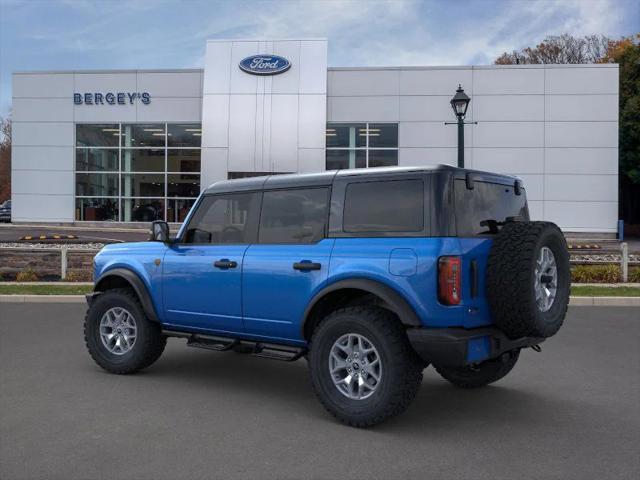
450, 84, 470, 119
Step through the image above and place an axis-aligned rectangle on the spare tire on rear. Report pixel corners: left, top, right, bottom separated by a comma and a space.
486, 221, 570, 339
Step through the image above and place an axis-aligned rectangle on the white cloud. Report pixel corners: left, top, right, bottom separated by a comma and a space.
191, 0, 629, 67
0, 0, 634, 115
8, 0, 632, 67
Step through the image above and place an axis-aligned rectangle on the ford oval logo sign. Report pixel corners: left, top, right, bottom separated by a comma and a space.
239, 55, 291, 75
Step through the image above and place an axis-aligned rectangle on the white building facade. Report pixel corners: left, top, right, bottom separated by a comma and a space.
11, 39, 619, 232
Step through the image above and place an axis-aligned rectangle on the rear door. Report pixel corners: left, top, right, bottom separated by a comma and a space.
454, 177, 529, 327
162, 192, 260, 333
242, 187, 333, 342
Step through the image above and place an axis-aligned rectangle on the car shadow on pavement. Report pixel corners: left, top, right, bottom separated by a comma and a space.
121, 342, 576, 434
388, 379, 563, 432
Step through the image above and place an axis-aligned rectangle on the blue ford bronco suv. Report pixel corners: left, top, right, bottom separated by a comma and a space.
85, 165, 570, 427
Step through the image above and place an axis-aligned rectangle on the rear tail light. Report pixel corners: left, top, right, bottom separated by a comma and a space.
438, 256, 461, 305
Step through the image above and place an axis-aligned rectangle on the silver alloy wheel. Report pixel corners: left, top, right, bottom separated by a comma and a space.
99, 307, 137, 355
329, 333, 382, 400
534, 246, 558, 312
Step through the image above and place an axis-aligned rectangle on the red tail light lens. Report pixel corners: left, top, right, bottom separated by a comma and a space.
438, 256, 461, 305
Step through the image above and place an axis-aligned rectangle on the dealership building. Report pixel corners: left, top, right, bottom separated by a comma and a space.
11, 39, 619, 232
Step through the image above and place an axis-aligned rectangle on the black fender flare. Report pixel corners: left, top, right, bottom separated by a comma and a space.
301, 278, 422, 337
94, 268, 160, 322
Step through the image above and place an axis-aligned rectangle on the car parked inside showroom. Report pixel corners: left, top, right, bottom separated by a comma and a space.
0, 200, 11, 223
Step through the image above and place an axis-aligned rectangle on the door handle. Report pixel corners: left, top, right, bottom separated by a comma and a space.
214, 259, 238, 269
293, 261, 321, 271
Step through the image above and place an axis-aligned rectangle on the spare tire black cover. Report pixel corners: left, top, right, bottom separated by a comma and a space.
486, 221, 570, 339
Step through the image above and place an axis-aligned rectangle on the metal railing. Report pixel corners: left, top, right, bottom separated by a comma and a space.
0, 242, 636, 282
569, 242, 636, 282
0, 245, 100, 280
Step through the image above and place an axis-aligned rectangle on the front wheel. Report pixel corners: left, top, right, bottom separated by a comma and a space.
435, 350, 520, 389
308, 306, 423, 427
84, 288, 167, 374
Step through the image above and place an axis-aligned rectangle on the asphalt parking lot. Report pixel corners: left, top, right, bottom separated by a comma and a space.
1, 304, 638, 480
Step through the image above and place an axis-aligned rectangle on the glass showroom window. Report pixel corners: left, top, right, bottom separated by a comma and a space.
325, 123, 398, 170
75, 123, 201, 222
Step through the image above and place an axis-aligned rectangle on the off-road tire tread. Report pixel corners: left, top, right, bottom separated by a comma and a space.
486, 221, 569, 339
309, 306, 423, 428
84, 288, 167, 374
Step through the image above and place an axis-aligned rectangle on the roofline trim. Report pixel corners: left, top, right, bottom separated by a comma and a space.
328, 63, 618, 71
206, 38, 327, 42
13, 69, 204, 75
13, 62, 617, 77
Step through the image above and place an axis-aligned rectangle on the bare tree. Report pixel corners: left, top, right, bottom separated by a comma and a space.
0, 116, 11, 202
495, 34, 610, 64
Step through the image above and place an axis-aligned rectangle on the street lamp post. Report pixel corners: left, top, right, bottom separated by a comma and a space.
445, 85, 475, 169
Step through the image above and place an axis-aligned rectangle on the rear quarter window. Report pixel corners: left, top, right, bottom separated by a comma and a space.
343, 179, 424, 233
455, 179, 529, 236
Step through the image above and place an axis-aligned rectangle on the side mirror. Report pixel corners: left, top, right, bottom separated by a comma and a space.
150, 220, 170, 242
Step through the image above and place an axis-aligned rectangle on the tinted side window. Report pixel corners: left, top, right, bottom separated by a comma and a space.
259, 188, 329, 244
455, 180, 529, 236
343, 179, 424, 233
184, 193, 260, 244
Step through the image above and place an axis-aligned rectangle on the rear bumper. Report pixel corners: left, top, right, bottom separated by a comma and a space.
407, 326, 544, 367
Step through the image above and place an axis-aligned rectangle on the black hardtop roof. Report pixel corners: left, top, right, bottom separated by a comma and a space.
203, 165, 520, 195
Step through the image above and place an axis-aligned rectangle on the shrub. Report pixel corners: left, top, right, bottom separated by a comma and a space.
65, 270, 92, 282
571, 264, 622, 283
571, 265, 640, 283
16, 268, 39, 282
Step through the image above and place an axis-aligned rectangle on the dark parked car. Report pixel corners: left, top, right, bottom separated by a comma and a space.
0, 200, 10, 222
84, 166, 570, 427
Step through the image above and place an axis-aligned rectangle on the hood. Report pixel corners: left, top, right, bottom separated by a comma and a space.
97, 241, 167, 255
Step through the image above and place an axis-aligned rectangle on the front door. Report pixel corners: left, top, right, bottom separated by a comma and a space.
242, 187, 333, 342
162, 192, 260, 333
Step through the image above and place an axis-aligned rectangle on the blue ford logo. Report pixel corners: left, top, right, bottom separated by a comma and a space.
239, 55, 291, 75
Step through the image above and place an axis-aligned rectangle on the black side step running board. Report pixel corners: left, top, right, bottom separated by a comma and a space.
186, 334, 237, 352
162, 330, 306, 362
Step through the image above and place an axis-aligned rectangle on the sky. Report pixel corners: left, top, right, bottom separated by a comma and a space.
0, 0, 638, 116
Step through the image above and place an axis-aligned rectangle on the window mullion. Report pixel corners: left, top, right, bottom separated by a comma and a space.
164, 123, 169, 222
118, 123, 122, 221
366, 122, 369, 168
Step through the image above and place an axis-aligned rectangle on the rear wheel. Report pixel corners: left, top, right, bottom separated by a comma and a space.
435, 350, 520, 389
308, 306, 423, 427
84, 288, 166, 374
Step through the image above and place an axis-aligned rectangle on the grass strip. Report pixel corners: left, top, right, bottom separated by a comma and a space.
571, 286, 640, 297
0, 284, 93, 295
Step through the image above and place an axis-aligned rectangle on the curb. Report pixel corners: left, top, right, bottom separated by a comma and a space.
0, 223, 150, 233
569, 296, 640, 306
0, 295, 639, 306
0, 282, 93, 286
0, 295, 86, 303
